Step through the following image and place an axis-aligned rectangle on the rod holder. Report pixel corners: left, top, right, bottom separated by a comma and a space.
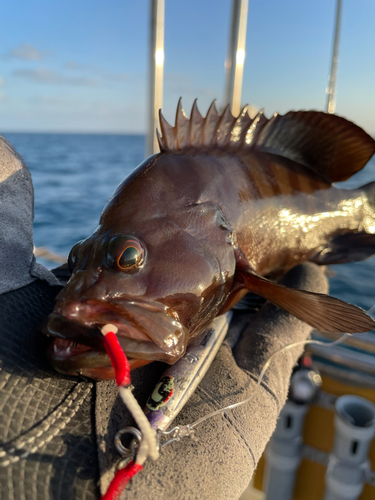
264, 365, 321, 500
324, 395, 375, 500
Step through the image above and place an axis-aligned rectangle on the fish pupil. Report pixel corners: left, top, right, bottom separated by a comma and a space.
118, 246, 140, 269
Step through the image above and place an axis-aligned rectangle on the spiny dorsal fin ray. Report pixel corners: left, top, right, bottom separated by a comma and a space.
190, 99, 204, 148
175, 98, 189, 149
203, 100, 221, 146
158, 110, 176, 152
216, 104, 236, 146
230, 105, 252, 147
157, 101, 375, 182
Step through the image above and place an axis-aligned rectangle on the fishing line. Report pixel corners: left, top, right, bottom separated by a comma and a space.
173, 333, 349, 436
101, 324, 158, 500
366, 302, 375, 317
160, 300, 375, 441
101, 302, 373, 496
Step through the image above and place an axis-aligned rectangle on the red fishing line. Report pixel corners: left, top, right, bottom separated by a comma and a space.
101, 325, 131, 387
100, 325, 142, 500
101, 460, 143, 500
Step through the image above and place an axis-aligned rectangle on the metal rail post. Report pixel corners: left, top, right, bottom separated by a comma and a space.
224, 0, 249, 117
326, 0, 343, 114
146, 0, 165, 157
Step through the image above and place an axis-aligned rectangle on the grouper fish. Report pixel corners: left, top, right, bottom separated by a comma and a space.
46, 100, 375, 380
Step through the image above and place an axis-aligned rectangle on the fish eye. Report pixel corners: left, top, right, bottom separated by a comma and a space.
107, 236, 145, 271
68, 241, 82, 272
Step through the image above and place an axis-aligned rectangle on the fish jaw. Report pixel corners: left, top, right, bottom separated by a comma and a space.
45, 298, 189, 379
47, 338, 151, 380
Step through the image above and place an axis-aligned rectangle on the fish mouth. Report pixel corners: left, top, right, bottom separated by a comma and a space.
45, 299, 188, 380
47, 336, 152, 380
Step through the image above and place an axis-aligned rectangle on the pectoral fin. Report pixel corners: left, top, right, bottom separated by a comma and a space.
237, 267, 375, 333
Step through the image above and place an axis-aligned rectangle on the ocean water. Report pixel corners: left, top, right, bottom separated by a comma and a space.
3, 132, 375, 313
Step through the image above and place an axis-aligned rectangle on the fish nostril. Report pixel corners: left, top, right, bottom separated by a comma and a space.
74, 268, 102, 292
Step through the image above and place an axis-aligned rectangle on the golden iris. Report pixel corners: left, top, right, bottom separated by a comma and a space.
107, 235, 145, 271
117, 244, 141, 269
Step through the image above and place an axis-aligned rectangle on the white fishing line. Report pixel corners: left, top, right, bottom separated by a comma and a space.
101, 323, 159, 462
190, 333, 349, 430
118, 387, 159, 462
162, 300, 375, 439
159, 332, 350, 445
366, 302, 375, 317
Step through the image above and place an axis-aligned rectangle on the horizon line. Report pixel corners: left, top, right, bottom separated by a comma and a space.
1, 130, 147, 136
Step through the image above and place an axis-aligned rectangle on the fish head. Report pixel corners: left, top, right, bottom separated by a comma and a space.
46, 157, 237, 379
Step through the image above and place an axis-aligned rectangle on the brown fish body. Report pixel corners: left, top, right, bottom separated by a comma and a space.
46, 101, 375, 379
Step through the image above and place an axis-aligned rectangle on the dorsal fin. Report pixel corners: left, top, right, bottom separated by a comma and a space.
256, 111, 375, 182
157, 100, 375, 181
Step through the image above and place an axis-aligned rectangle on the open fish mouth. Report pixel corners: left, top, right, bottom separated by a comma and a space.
48, 335, 158, 380
45, 299, 189, 380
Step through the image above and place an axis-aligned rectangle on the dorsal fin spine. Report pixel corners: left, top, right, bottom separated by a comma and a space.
159, 110, 175, 151
156, 128, 164, 152
176, 98, 189, 150
216, 104, 236, 146
203, 100, 220, 147
244, 109, 265, 147
189, 99, 204, 148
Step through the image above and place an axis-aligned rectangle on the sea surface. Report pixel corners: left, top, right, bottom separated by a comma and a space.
3, 132, 375, 314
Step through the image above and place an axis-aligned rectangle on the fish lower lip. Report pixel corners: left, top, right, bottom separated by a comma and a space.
48, 339, 151, 380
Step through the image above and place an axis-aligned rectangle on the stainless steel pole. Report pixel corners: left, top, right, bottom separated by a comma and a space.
325, 0, 343, 114
146, 0, 165, 157
224, 0, 249, 117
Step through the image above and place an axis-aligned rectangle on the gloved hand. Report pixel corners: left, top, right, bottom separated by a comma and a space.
97, 262, 328, 500
0, 133, 328, 500
0, 134, 97, 500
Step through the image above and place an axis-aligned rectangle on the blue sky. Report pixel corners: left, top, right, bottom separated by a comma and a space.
0, 0, 374, 134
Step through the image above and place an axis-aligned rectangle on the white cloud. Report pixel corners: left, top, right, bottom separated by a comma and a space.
64, 61, 130, 82
105, 72, 129, 82
7, 44, 48, 61
64, 61, 87, 71
165, 72, 216, 97
13, 68, 100, 87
